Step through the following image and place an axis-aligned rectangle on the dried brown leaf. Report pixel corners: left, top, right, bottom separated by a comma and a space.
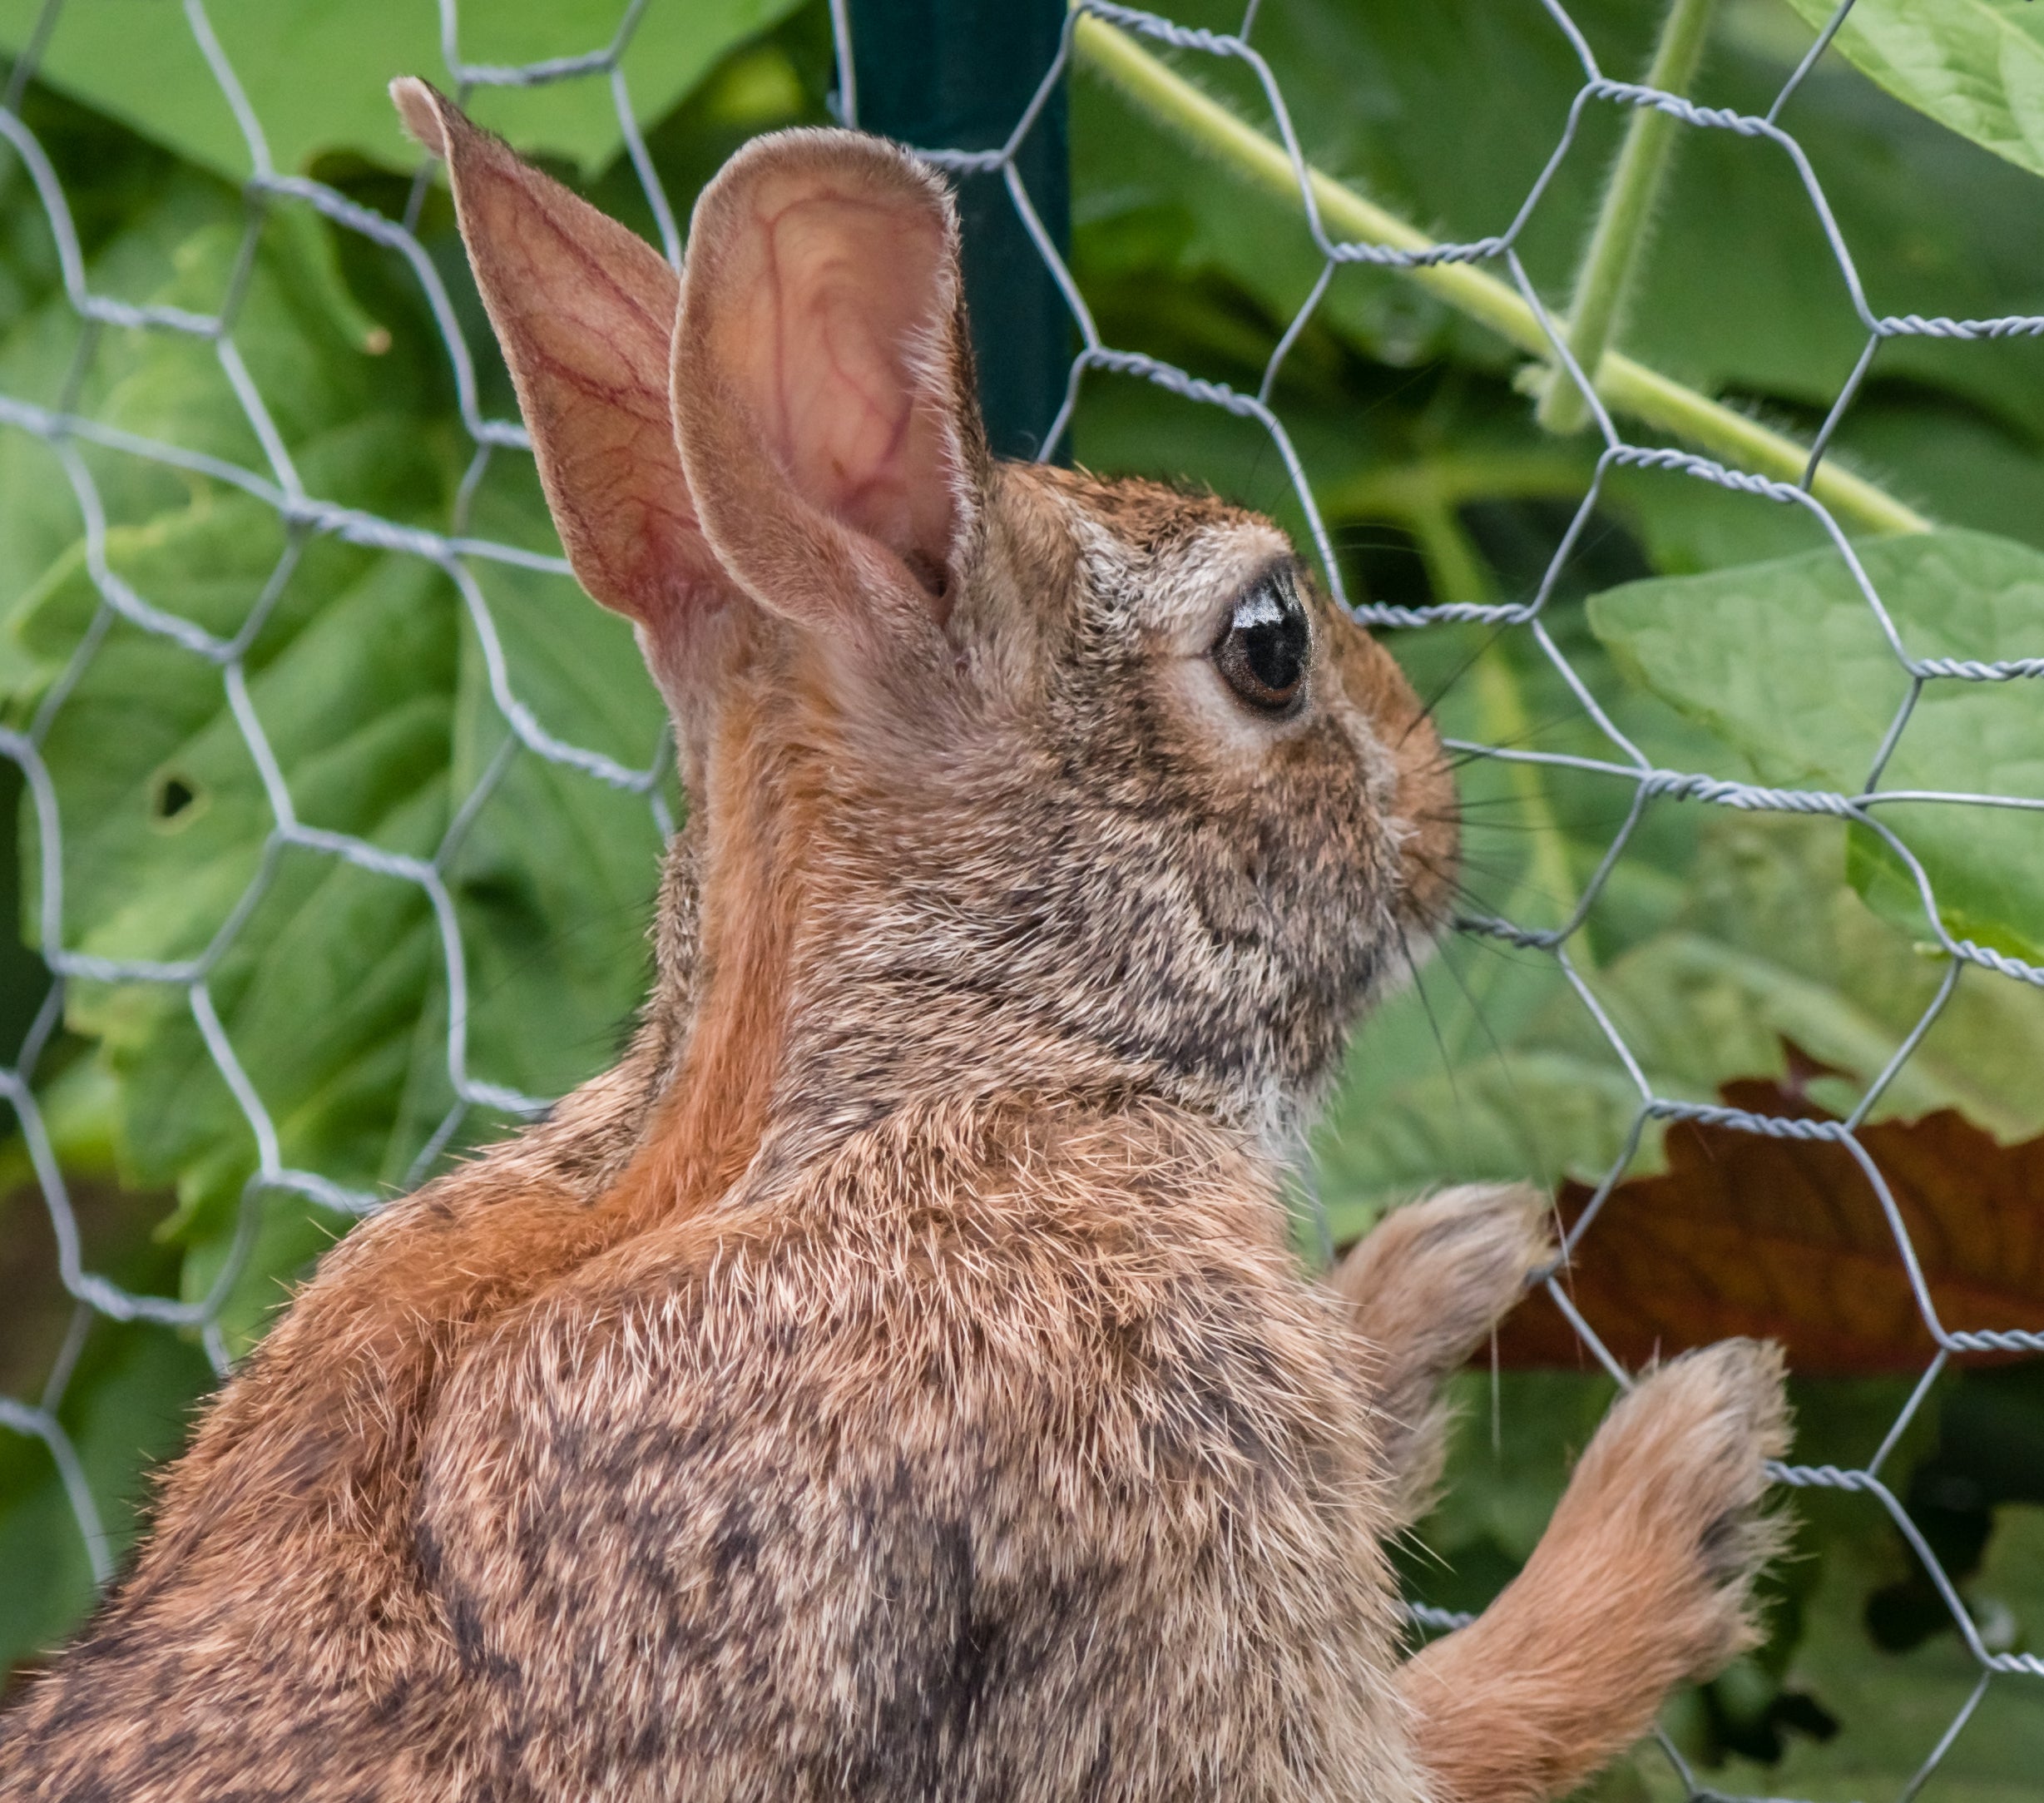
1494, 1080, 2044, 1375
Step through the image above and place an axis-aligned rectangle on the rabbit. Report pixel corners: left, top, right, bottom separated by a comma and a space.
0, 84, 1789, 1803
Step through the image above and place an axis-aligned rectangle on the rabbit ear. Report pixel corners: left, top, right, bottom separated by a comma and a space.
389, 79, 733, 658
672, 129, 989, 649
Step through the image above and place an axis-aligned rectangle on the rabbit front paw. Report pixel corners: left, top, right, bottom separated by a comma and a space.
1398, 1340, 1791, 1803
1334, 1182, 1555, 1524
1553, 1338, 1793, 1678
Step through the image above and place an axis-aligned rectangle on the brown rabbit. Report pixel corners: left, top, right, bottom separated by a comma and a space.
0, 87, 1789, 1803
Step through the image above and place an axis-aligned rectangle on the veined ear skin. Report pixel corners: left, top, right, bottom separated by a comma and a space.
389, 77, 725, 650
671, 126, 989, 651
397, 82, 990, 680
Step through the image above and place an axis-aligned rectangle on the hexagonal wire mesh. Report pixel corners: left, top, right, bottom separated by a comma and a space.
0, 0, 2040, 1792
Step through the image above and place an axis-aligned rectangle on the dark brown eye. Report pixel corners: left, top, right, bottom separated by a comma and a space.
1214, 572, 1309, 715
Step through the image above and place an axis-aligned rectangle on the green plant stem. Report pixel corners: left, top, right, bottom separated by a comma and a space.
1537, 0, 1720, 434
1072, 12, 1931, 538
1319, 448, 1594, 522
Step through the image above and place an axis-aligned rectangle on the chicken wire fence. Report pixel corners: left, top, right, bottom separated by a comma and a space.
0, 0, 2041, 1791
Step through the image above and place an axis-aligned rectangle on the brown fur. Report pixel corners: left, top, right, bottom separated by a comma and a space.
0, 109, 1788, 1801
1331, 1185, 1555, 1528
1402, 1342, 1793, 1803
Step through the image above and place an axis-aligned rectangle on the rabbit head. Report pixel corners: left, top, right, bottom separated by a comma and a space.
395, 85, 1454, 1165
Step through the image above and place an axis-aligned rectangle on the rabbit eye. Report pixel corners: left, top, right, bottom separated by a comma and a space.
1214, 572, 1309, 716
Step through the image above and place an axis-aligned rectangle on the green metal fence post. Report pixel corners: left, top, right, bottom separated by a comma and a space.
847, 0, 1071, 462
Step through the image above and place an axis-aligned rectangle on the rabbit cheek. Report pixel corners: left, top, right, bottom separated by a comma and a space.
1263, 730, 1417, 1051
1115, 728, 1405, 1112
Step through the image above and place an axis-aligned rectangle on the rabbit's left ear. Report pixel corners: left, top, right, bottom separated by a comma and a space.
390, 77, 734, 661
673, 128, 990, 650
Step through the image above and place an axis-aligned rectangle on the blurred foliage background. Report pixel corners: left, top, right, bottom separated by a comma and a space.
0, 2, 2041, 1796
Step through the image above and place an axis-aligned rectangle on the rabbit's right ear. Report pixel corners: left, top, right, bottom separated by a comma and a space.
672, 128, 990, 664
390, 80, 734, 681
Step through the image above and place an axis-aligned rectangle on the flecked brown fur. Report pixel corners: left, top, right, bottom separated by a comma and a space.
0, 104, 1788, 1801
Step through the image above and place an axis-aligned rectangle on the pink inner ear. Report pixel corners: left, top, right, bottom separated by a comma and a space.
733, 187, 961, 597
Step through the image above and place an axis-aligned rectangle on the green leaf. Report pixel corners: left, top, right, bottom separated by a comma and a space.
1780, 0, 2044, 180
1591, 528, 2044, 965
1415, 1370, 2044, 1803
1073, 0, 1639, 376
0, 12, 834, 1373
1605, 396, 2044, 577
0, 131, 666, 1349
0, 1315, 214, 1676
0, 1164, 212, 1677
1637, 4, 2044, 437
1652, 1499, 2044, 1801
0, 79, 187, 348
0, 0, 804, 180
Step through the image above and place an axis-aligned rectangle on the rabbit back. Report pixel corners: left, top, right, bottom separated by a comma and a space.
413, 1095, 1425, 1802
0, 1094, 1426, 1803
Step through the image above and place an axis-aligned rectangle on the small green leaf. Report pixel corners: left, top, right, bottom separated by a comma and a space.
1590, 528, 2044, 966
1781, 0, 2044, 181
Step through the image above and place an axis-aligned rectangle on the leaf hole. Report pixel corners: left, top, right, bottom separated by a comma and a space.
149, 770, 209, 834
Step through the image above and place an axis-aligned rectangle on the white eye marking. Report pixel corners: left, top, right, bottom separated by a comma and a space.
1233, 579, 1289, 631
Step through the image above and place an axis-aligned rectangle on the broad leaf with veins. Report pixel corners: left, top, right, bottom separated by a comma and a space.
1591, 529, 2044, 968
0, 0, 805, 179
0, 135, 665, 1350
1781, 0, 2044, 181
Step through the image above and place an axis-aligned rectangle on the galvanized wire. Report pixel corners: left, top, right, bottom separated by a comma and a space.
0, 0, 2039, 1791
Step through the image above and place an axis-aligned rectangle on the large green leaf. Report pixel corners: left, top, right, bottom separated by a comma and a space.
1591, 528, 2044, 965
1781, 0, 2044, 180
0, 79, 186, 350
0, 129, 666, 1349
0, 0, 804, 179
